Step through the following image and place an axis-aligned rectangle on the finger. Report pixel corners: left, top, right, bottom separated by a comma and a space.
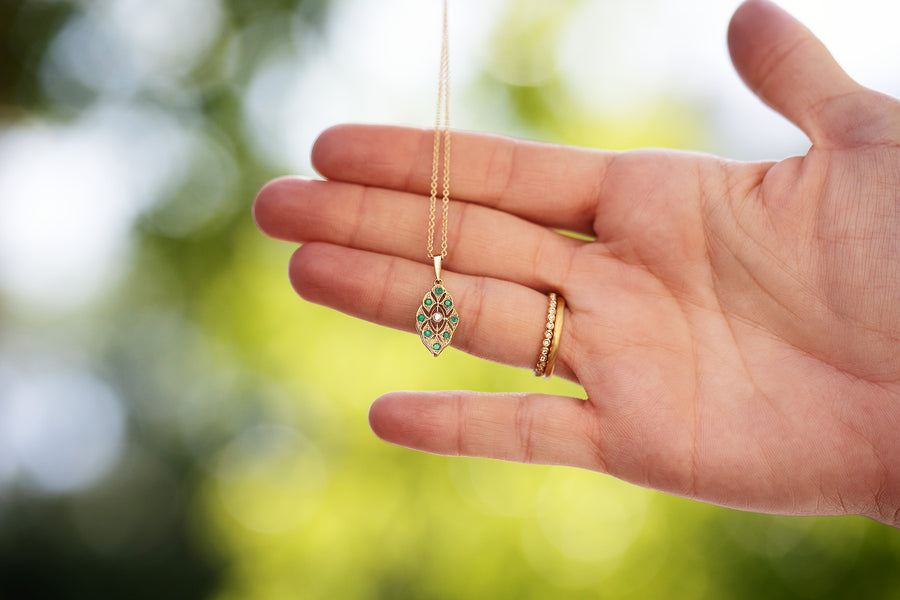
290, 242, 574, 377
728, 0, 884, 147
311, 124, 614, 235
254, 176, 583, 290
369, 391, 602, 471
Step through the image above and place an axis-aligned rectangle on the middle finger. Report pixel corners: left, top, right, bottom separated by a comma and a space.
254, 176, 587, 291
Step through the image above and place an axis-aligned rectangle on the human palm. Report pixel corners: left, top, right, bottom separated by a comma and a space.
254, 0, 900, 526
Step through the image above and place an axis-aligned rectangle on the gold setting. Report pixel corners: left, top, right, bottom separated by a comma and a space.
415, 268, 460, 357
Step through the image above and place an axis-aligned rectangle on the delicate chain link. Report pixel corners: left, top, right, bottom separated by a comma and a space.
427, 0, 451, 260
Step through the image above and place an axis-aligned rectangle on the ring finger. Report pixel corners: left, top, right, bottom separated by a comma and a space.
290, 241, 575, 380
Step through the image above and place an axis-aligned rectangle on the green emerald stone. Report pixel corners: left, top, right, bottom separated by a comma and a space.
417, 314, 425, 322
442, 332, 450, 339
424, 330, 433, 337
424, 298, 433, 306
450, 316, 458, 324
432, 343, 442, 351
434, 287, 444, 295
443, 299, 452, 307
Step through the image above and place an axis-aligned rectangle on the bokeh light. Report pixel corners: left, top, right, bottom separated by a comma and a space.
0, 367, 125, 494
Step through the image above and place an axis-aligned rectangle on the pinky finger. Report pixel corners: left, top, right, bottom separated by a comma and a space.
369, 391, 603, 472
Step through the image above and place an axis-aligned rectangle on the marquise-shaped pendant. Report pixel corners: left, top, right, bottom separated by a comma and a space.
415, 280, 459, 356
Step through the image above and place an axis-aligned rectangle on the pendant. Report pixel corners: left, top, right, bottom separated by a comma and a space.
416, 257, 459, 356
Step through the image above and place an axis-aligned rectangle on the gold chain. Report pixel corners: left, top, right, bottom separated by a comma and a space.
427, 0, 451, 260
415, 0, 457, 357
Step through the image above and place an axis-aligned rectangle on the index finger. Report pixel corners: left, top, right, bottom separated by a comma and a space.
311, 124, 614, 236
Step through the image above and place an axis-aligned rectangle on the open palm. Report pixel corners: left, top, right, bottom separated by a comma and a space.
254, 0, 900, 526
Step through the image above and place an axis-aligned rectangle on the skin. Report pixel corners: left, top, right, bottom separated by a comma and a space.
253, 0, 900, 527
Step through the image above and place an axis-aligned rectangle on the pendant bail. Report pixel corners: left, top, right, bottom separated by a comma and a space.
434, 255, 442, 281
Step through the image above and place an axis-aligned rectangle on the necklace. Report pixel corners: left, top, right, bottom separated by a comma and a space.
415, 0, 458, 357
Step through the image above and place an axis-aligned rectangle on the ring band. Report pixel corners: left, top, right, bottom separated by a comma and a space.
534, 293, 565, 378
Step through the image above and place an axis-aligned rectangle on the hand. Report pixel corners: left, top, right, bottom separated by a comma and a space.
253, 0, 900, 526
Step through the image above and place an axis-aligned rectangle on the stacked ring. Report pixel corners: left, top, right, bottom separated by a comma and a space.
534, 293, 565, 378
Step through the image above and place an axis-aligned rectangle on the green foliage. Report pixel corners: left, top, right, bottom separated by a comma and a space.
0, 0, 76, 113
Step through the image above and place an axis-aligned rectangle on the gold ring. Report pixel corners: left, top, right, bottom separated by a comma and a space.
534, 293, 565, 378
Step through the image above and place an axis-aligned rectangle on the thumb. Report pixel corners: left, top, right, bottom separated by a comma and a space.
369, 391, 600, 469
728, 0, 882, 147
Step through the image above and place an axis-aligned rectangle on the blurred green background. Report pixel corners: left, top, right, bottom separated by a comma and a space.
1, 0, 899, 598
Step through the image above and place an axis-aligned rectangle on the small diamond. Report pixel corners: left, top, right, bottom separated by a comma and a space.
547, 323, 554, 330
432, 313, 443, 323
541, 348, 548, 356
542, 339, 550, 347
548, 314, 555, 322
545, 332, 552, 339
